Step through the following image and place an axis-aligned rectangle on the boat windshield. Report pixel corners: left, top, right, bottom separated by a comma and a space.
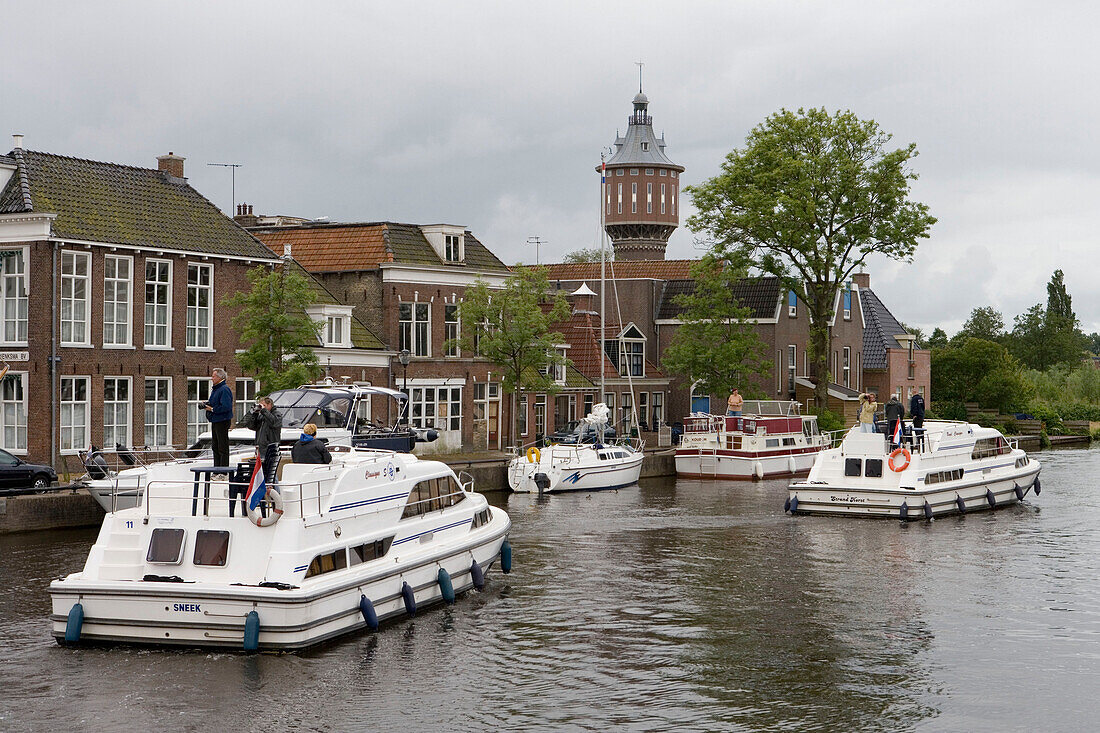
271, 390, 351, 429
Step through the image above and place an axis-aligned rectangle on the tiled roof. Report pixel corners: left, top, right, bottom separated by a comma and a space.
657, 276, 781, 320
284, 260, 385, 350
860, 287, 911, 370
250, 222, 509, 273
0, 150, 277, 260
529, 259, 697, 282
553, 308, 663, 382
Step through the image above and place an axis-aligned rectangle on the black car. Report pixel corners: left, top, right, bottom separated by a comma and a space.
0, 449, 57, 491
547, 420, 617, 445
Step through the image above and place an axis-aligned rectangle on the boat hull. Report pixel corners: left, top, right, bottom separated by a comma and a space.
508, 450, 643, 493
788, 464, 1041, 519
50, 514, 510, 650
675, 449, 820, 480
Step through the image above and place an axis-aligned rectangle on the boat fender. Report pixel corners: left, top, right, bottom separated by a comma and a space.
1015, 485, 1025, 501
899, 502, 909, 521
64, 602, 84, 644
753, 461, 764, 480
888, 447, 911, 473
501, 539, 513, 574
401, 581, 416, 617
470, 560, 485, 590
246, 487, 284, 527
533, 472, 551, 493
1034, 478, 1041, 495
787, 456, 797, 475
438, 568, 455, 604
526, 447, 541, 464
986, 489, 996, 508
923, 501, 933, 520
784, 496, 791, 513
956, 495, 966, 514
789, 495, 799, 513
359, 594, 379, 630
243, 610, 260, 652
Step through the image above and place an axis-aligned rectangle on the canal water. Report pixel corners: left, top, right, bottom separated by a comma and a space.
2, 448, 1098, 732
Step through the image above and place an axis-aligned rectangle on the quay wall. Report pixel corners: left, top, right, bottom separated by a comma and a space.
0, 489, 105, 535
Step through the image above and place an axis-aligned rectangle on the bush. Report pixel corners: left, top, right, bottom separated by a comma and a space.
808, 407, 847, 433
1003, 418, 1020, 434
932, 400, 968, 421
971, 412, 998, 428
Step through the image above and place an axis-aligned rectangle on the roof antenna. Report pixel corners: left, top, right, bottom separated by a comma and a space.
208, 162, 243, 214
635, 61, 644, 92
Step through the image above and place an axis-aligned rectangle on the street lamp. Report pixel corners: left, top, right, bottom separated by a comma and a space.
397, 349, 411, 426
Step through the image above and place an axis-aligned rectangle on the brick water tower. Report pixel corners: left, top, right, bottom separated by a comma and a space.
597, 87, 685, 261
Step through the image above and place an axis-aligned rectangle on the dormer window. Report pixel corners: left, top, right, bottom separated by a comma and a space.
326, 316, 344, 346
307, 304, 354, 348
618, 325, 646, 378
788, 290, 797, 318
419, 225, 466, 264
843, 289, 852, 320
445, 234, 461, 262
641, 142, 650, 152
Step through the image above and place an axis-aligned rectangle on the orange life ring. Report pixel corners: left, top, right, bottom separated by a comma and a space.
888, 447, 911, 472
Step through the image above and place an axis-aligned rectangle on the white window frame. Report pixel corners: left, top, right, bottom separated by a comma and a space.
605, 183, 611, 215
187, 377, 212, 446
144, 377, 172, 448
787, 345, 797, 395
61, 250, 91, 346
638, 391, 648, 428
60, 375, 90, 454
0, 371, 28, 453
234, 377, 257, 423
103, 254, 133, 348
0, 248, 28, 345
843, 346, 851, 388
399, 301, 431, 357
631, 182, 637, 214
651, 391, 664, 427
646, 182, 653, 213
103, 376, 132, 448
444, 304, 460, 357
325, 315, 346, 347
617, 183, 623, 214
519, 394, 529, 437
444, 234, 463, 262
405, 385, 462, 431
661, 183, 666, 215
553, 347, 567, 385
186, 263, 213, 351
144, 258, 173, 348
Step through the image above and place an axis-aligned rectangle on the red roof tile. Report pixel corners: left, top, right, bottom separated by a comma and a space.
253, 224, 390, 271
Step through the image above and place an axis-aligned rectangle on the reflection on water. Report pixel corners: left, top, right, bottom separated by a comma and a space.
2, 448, 1099, 731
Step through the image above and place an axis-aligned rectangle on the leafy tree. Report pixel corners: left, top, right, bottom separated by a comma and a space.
958, 306, 1005, 342
1086, 332, 1100, 355
224, 264, 322, 391
1046, 269, 1074, 325
662, 255, 771, 399
562, 247, 613, 264
899, 322, 926, 348
927, 327, 949, 349
1008, 271, 1087, 370
931, 337, 1032, 413
686, 108, 935, 408
455, 267, 571, 446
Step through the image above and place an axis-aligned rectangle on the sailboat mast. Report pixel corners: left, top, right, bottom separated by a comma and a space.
600, 153, 607, 399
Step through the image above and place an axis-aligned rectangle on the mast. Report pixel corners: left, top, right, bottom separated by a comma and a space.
600, 152, 607, 399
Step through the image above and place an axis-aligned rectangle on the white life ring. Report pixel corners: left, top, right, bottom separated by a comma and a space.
247, 487, 284, 527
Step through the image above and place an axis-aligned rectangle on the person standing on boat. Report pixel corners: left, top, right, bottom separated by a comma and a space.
910, 391, 926, 449
241, 396, 282, 483
203, 368, 234, 471
292, 423, 332, 464
858, 393, 877, 433
726, 388, 744, 417
885, 396, 905, 446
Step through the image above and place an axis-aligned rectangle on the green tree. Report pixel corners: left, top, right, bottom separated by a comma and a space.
1008, 271, 1087, 370
931, 337, 1032, 413
958, 306, 1006, 342
927, 327, 949, 349
562, 247, 613, 264
1086, 332, 1100, 355
686, 108, 935, 408
224, 264, 322, 392
662, 255, 771, 399
1046, 269, 1074, 325
455, 267, 571, 446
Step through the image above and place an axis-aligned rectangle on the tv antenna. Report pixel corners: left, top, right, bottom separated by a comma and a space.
207, 162, 243, 214
527, 236, 547, 265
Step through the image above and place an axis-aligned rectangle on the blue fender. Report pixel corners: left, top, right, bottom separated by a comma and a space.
359, 594, 379, 631
789, 495, 799, 513
64, 602, 84, 643
438, 568, 455, 604
986, 489, 996, 508
1015, 485, 1025, 501
923, 501, 933, 520
501, 539, 513, 574
401, 581, 416, 617
956, 495, 966, 514
899, 502, 909, 521
470, 560, 485, 590
1034, 477, 1041, 495
243, 610, 260, 652
784, 496, 791, 513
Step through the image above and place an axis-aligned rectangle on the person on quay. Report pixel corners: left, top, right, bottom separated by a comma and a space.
241, 396, 283, 483
726, 388, 744, 417
858, 392, 878, 433
885, 395, 905, 447
292, 423, 332, 464
203, 368, 234, 472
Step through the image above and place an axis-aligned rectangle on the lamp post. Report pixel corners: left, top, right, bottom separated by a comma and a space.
397, 349, 411, 426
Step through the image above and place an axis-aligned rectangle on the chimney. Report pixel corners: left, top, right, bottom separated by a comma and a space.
851, 272, 870, 289
12, 134, 23, 150
233, 202, 260, 228
156, 152, 185, 179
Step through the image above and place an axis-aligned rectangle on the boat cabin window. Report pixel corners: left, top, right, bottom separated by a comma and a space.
782, 437, 796, 446
865, 459, 883, 478
471, 508, 492, 529
766, 438, 780, 448
147, 528, 186, 565
925, 468, 964, 485
350, 536, 394, 565
401, 474, 466, 519
193, 530, 230, 567
313, 398, 351, 428
306, 548, 348, 578
844, 458, 862, 477
972, 437, 1011, 460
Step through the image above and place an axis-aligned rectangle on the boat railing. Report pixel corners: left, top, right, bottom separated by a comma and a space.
143, 473, 344, 521
457, 470, 475, 494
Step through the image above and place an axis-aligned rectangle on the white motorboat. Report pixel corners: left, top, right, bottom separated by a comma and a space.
51, 447, 511, 650
507, 403, 643, 493
81, 383, 434, 512
786, 421, 1042, 519
675, 400, 830, 480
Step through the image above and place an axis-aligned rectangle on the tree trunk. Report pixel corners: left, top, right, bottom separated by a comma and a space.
809, 303, 832, 411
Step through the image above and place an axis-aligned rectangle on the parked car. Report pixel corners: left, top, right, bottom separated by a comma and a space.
0, 448, 57, 491
547, 420, 617, 445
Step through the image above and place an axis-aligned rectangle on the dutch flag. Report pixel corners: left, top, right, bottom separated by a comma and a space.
246, 453, 267, 511
892, 419, 902, 445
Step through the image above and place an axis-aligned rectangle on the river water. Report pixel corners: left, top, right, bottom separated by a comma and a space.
2, 447, 1098, 732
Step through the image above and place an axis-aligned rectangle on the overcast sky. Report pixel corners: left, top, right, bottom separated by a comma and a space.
4, 1, 1099, 334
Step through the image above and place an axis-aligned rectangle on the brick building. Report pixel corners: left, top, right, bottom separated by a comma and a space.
855, 272, 931, 408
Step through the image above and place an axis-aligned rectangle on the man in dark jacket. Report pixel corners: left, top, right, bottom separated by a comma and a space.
240, 396, 282, 482
885, 396, 905, 447
291, 423, 332, 464
909, 391, 927, 450
203, 368, 234, 470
